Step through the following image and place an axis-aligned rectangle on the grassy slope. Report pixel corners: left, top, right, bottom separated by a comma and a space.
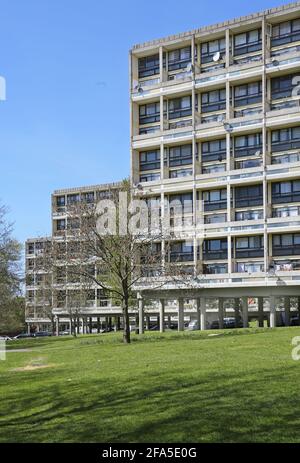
0, 328, 300, 443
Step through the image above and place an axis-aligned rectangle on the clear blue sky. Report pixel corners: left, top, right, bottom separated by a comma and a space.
0, 0, 292, 244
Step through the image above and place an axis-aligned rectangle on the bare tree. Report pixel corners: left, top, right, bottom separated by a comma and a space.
0, 203, 23, 334
62, 179, 174, 344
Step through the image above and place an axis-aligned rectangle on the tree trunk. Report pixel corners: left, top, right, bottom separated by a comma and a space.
122, 300, 131, 344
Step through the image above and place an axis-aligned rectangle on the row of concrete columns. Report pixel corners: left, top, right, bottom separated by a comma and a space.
137, 296, 300, 333
55, 316, 121, 336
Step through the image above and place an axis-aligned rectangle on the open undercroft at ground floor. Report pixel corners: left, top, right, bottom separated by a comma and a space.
26, 292, 300, 335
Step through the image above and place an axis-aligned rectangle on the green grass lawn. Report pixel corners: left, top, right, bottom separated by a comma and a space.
1, 327, 300, 443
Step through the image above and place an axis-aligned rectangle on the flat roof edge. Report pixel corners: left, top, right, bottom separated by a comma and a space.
131, 1, 300, 51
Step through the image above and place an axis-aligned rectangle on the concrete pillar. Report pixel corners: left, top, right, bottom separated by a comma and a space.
146, 316, 150, 330
167, 315, 171, 329
234, 298, 240, 328
138, 298, 144, 334
56, 317, 59, 336
97, 317, 101, 333
27, 324, 31, 335
258, 297, 264, 328
196, 298, 201, 330
178, 299, 184, 331
284, 297, 291, 327
241, 297, 249, 328
270, 296, 276, 328
199, 298, 207, 331
218, 298, 224, 329
159, 299, 165, 333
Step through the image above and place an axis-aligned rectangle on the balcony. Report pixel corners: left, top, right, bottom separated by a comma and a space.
273, 245, 300, 256
272, 191, 300, 204
235, 196, 263, 208
204, 200, 227, 212
235, 248, 264, 258
169, 252, 194, 263
203, 250, 228, 260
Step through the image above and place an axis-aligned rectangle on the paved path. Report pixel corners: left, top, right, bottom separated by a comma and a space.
0, 349, 33, 353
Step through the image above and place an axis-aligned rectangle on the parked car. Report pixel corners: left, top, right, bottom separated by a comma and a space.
59, 330, 71, 336
34, 331, 52, 338
187, 320, 199, 331
0, 335, 12, 341
13, 333, 34, 339
210, 318, 243, 329
290, 315, 300, 326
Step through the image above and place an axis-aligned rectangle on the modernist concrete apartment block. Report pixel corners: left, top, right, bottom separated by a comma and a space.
129, 2, 300, 327
26, 2, 300, 333
25, 182, 123, 334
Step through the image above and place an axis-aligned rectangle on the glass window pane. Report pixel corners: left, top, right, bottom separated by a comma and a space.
249, 29, 259, 43
280, 21, 291, 35
235, 33, 246, 46
282, 234, 293, 246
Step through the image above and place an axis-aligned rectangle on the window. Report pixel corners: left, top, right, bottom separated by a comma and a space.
273, 206, 300, 218
56, 219, 66, 231
56, 196, 65, 207
271, 74, 297, 100
272, 19, 300, 47
168, 47, 191, 71
235, 184, 263, 208
67, 194, 80, 205
271, 126, 300, 152
234, 29, 262, 56
204, 263, 228, 274
82, 192, 94, 203
202, 139, 226, 162
235, 158, 262, 169
168, 96, 192, 119
139, 125, 160, 135
139, 102, 160, 125
204, 213, 227, 224
273, 234, 300, 256
169, 168, 193, 178
201, 89, 226, 113
169, 193, 193, 214
202, 164, 226, 174
235, 236, 264, 258
201, 38, 226, 64
234, 81, 262, 107
272, 180, 300, 204
236, 236, 263, 249
235, 210, 263, 221
272, 152, 300, 164
138, 54, 160, 78
168, 144, 192, 167
140, 149, 160, 171
28, 243, 34, 254
237, 262, 264, 273
68, 218, 80, 230
234, 133, 262, 158
203, 239, 228, 260
170, 242, 194, 262
140, 172, 160, 183
203, 189, 227, 211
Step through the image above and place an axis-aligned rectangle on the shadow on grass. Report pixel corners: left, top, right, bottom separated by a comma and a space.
1, 360, 300, 443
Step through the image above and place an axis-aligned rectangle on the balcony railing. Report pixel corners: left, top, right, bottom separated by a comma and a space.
272, 192, 300, 204
204, 200, 227, 212
235, 248, 264, 258
169, 252, 194, 262
273, 245, 300, 256
203, 250, 228, 260
235, 196, 263, 208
